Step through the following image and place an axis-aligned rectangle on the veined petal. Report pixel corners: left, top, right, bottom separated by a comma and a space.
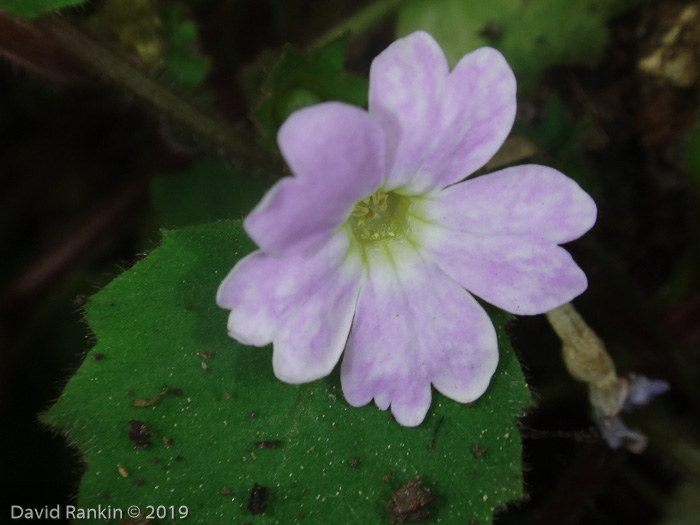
416, 223, 589, 315
245, 102, 385, 256
340, 242, 498, 426
418, 165, 597, 244
216, 230, 364, 383
369, 31, 516, 194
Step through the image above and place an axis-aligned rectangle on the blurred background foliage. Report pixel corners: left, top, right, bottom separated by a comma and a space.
0, 0, 699, 523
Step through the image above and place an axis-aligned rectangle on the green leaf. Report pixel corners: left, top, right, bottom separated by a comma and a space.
0, 0, 87, 18
161, 3, 211, 91
397, 0, 647, 91
150, 157, 268, 228
43, 221, 531, 523
252, 37, 369, 148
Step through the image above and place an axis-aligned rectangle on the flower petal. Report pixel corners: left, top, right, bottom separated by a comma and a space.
369, 31, 516, 194
216, 229, 364, 382
245, 102, 385, 256
340, 243, 498, 426
416, 223, 589, 315
417, 165, 597, 244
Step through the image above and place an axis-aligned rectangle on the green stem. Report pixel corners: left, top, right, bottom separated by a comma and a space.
310, 0, 407, 49
40, 16, 278, 174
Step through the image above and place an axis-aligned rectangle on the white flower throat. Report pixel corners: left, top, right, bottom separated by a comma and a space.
347, 189, 412, 245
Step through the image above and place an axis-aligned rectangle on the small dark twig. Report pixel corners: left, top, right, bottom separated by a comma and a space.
39, 16, 280, 175
427, 416, 445, 450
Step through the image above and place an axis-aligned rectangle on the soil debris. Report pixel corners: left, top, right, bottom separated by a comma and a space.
386, 476, 434, 523
248, 482, 269, 515
127, 420, 154, 450
131, 386, 169, 408
254, 440, 281, 449
472, 444, 487, 459
427, 416, 445, 450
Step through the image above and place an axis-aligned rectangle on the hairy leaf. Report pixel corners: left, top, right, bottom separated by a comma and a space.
44, 221, 531, 523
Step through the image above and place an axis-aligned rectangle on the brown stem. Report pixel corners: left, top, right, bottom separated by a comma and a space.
39, 16, 277, 173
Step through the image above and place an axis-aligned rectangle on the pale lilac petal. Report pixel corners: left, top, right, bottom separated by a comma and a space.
216, 230, 364, 382
369, 31, 516, 194
418, 165, 597, 244
245, 102, 385, 256
416, 223, 588, 315
340, 243, 498, 426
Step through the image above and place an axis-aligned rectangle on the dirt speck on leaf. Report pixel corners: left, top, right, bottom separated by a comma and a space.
131, 386, 169, 408
254, 440, 281, 449
248, 482, 269, 515
386, 476, 434, 523
127, 420, 154, 450
472, 444, 487, 459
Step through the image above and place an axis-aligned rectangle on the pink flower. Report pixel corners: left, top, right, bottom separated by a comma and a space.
217, 31, 596, 426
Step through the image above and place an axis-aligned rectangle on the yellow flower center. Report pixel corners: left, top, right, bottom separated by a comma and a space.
347, 190, 411, 246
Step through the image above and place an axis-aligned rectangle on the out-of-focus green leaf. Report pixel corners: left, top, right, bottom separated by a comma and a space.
253, 36, 368, 148
0, 0, 87, 18
161, 3, 211, 90
90, 1, 210, 92
43, 221, 531, 523
397, 0, 647, 91
151, 157, 268, 228
92, 0, 165, 68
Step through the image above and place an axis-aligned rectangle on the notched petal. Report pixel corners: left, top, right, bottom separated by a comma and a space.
370, 31, 516, 193
340, 243, 498, 426
245, 102, 385, 256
